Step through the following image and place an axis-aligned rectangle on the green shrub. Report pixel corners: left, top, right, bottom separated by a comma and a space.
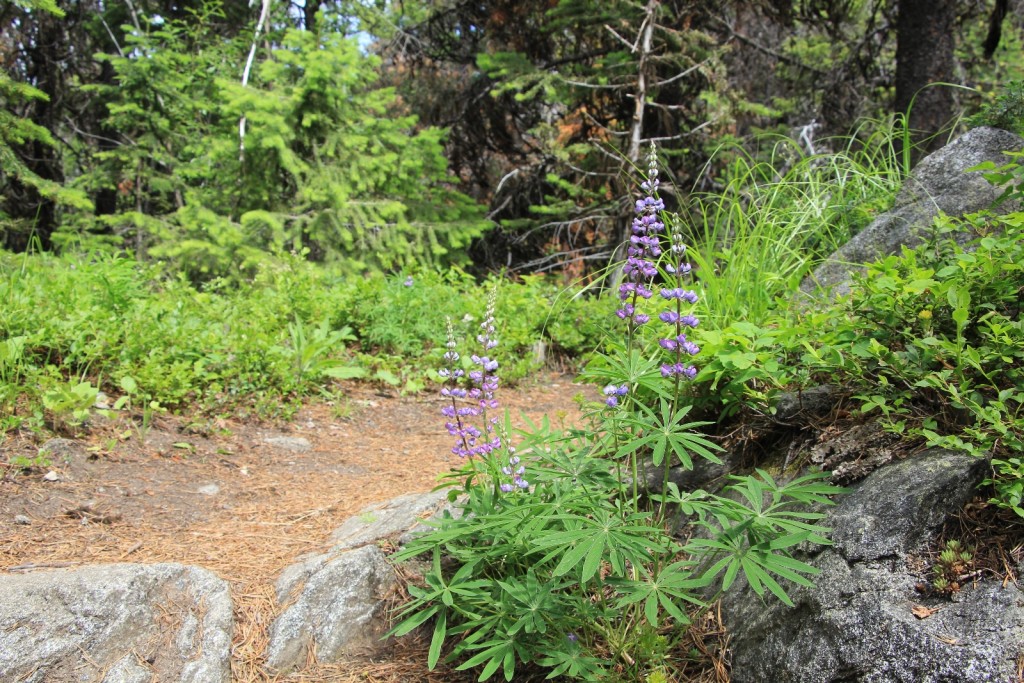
0, 250, 605, 424
967, 80, 1024, 136
687, 207, 1024, 518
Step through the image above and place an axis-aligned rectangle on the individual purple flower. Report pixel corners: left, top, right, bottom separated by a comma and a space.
403, 275, 414, 287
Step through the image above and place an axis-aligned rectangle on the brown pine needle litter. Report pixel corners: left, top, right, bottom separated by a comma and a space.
10, 374, 747, 682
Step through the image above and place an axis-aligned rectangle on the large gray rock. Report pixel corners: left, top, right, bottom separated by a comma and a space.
722, 449, 1023, 682
265, 544, 397, 672
265, 489, 452, 672
826, 450, 987, 562
0, 563, 233, 683
802, 126, 1024, 296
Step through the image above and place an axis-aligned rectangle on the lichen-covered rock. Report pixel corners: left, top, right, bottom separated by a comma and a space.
265, 544, 397, 673
0, 563, 233, 683
265, 489, 451, 673
721, 450, 1022, 683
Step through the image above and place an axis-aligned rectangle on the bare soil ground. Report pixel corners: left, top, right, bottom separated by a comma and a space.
0, 373, 602, 682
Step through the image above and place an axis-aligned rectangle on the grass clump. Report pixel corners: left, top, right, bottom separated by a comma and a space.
684, 120, 905, 328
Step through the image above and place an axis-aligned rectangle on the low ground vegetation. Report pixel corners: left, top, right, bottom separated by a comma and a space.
0, 255, 606, 432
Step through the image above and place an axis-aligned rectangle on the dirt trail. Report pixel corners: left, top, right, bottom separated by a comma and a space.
0, 372, 593, 681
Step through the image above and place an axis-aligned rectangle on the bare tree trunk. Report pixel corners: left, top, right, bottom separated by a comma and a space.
240, 0, 273, 162
894, 0, 956, 162
304, 0, 318, 33
611, 0, 660, 277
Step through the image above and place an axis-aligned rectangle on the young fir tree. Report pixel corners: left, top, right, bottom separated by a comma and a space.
0, 0, 92, 250
73, 6, 489, 281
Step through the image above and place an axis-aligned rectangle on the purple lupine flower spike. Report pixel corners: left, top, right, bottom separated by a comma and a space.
615, 143, 663, 329
658, 195, 700, 379
441, 300, 503, 460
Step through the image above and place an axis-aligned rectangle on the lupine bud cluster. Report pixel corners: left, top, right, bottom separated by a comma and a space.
602, 384, 629, 407
499, 449, 529, 492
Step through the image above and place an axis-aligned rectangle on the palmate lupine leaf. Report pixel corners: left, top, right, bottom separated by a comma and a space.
496, 569, 564, 636
386, 549, 491, 669
533, 507, 666, 582
537, 646, 606, 681
614, 399, 723, 466
611, 559, 709, 626
578, 348, 669, 400
454, 634, 523, 681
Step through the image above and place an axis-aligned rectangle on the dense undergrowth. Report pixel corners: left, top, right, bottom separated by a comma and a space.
695, 209, 1024, 518
0, 252, 608, 431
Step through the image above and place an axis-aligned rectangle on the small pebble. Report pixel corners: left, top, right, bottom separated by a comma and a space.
14, 515, 31, 525
43, 471, 60, 482
197, 483, 220, 496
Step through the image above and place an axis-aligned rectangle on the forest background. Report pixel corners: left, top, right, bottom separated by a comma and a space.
2, 0, 1024, 420
5, 0, 1024, 271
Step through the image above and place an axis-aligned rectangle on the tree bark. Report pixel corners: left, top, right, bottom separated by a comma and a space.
304, 0, 318, 33
894, 0, 956, 161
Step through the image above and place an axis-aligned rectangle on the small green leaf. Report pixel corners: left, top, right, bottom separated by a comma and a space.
427, 609, 446, 670
322, 366, 367, 379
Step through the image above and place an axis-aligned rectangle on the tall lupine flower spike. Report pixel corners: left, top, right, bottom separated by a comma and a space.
468, 288, 501, 457
616, 143, 664, 330
659, 225, 700, 380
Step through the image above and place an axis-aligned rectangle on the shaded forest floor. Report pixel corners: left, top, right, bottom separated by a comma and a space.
0, 373, 608, 681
